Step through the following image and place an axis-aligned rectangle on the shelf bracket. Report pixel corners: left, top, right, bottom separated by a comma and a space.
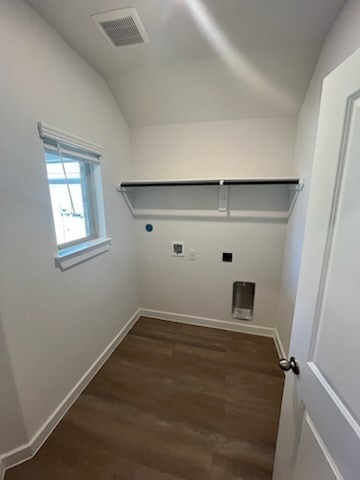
116, 182, 135, 216
289, 177, 305, 191
218, 180, 229, 212
288, 177, 305, 217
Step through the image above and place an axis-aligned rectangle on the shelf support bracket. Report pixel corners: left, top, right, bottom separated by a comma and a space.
289, 177, 305, 191
288, 177, 305, 217
117, 182, 135, 217
218, 180, 229, 212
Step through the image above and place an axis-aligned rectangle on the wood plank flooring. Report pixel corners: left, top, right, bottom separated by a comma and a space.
6, 317, 284, 480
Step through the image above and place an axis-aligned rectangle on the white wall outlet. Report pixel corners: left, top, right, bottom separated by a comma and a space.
189, 249, 196, 261
171, 241, 185, 257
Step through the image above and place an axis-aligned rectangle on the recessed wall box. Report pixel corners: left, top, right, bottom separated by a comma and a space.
232, 282, 255, 321
171, 241, 185, 257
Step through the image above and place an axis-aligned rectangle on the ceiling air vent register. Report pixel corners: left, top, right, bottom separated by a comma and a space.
92, 8, 150, 47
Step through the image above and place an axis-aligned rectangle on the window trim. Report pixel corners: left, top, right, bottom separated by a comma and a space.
38, 122, 111, 270
38, 122, 103, 157
55, 237, 112, 271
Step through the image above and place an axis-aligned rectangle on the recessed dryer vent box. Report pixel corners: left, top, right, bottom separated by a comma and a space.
232, 282, 255, 321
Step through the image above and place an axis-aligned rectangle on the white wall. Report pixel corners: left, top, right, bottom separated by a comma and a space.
274, 1, 360, 478
275, 0, 360, 354
131, 118, 296, 179
130, 118, 297, 330
0, 318, 27, 455
0, 0, 139, 456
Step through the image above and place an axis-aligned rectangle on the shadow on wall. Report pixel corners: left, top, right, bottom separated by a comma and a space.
124, 184, 297, 223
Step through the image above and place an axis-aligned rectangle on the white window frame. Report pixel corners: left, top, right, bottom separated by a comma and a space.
38, 122, 111, 270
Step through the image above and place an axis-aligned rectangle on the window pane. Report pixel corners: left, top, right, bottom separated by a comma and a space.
45, 151, 92, 246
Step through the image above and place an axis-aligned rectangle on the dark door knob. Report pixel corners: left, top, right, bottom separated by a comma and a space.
279, 356, 300, 375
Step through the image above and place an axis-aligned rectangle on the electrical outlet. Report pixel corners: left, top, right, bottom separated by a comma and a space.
189, 249, 196, 261
222, 252, 233, 262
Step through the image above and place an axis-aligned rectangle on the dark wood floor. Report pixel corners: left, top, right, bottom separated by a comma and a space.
6, 317, 284, 480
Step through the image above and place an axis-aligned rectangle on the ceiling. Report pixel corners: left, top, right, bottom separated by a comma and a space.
26, 0, 345, 127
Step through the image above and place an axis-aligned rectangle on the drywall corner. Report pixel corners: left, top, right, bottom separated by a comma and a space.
0, 316, 28, 462
0, 460, 5, 480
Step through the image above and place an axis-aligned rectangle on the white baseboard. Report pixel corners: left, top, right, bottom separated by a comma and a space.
139, 308, 275, 337
273, 328, 286, 359
0, 308, 141, 475
140, 309, 286, 360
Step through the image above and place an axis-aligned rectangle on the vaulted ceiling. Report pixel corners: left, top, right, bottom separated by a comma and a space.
26, 0, 345, 127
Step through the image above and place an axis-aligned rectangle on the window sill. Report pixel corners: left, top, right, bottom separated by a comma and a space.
55, 237, 112, 270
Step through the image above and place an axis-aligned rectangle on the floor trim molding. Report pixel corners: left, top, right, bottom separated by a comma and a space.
273, 328, 286, 359
140, 308, 275, 337
0, 308, 142, 476
140, 309, 286, 359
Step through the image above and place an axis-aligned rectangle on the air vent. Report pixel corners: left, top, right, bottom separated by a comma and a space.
92, 8, 150, 48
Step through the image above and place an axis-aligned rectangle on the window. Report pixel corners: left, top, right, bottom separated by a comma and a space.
45, 149, 96, 247
38, 123, 111, 269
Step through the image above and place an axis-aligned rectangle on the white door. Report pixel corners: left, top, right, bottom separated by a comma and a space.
273, 48, 360, 480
